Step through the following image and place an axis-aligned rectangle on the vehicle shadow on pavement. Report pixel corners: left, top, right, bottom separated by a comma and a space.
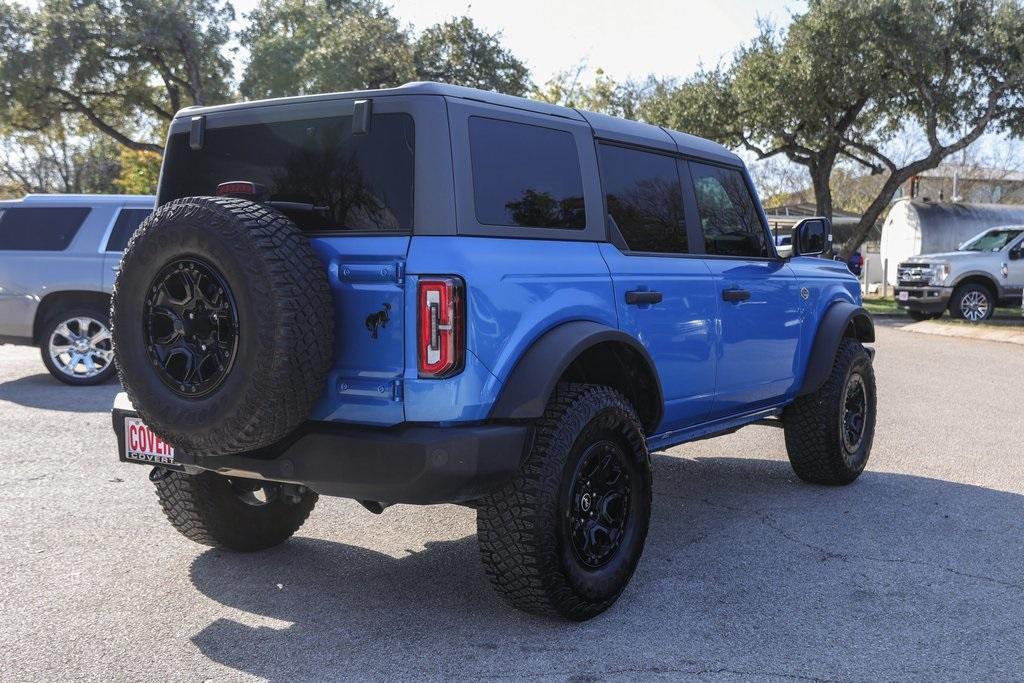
187, 453, 1024, 680
0, 373, 120, 412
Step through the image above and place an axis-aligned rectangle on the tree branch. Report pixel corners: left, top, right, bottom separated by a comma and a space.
49, 88, 163, 153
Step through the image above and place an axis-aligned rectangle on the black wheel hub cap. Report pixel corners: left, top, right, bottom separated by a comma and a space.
144, 258, 239, 398
568, 440, 631, 568
841, 372, 868, 456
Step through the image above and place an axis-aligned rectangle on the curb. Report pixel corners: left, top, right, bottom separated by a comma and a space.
900, 320, 1024, 346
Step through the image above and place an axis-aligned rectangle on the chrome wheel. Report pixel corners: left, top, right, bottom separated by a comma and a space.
960, 290, 990, 321
48, 316, 114, 379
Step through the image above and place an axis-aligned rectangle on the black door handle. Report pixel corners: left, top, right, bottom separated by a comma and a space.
722, 288, 751, 303
625, 290, 663, 305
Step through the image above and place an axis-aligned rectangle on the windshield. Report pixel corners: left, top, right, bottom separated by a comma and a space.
959, 227, 1023, 252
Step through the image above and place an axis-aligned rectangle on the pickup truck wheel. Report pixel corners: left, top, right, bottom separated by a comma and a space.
476, 383, 652, 621
152, 469, 317, 551
111, 196, 334, 455
949, 283, 994, 322
39, 304, 117, 386
783, 338, 876, 485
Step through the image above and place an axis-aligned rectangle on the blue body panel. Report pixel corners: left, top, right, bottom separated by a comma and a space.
306, 232, 862, 447
598, 244, 718, 432
308, 235, 410, 426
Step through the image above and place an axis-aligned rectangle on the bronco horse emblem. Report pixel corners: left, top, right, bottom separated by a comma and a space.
365, 303, 391, 339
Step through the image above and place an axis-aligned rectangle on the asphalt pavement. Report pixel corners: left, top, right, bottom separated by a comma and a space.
1, 321, 1023, 682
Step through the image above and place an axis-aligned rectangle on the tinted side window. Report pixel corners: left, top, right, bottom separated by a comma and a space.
690, 162, 769, 258
106, 209, 152, 252
469, 117, 585, 229
0, 207, 91, 251
159, 113, 414, 232
598, 144, 687, 253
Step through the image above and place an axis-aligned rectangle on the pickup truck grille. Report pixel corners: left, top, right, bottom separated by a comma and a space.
897, 263, 933, 286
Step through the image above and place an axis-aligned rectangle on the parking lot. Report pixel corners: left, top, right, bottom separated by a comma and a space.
1, 320, 1022, 681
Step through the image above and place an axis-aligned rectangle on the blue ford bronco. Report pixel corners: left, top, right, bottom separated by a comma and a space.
111, 82, 876, 620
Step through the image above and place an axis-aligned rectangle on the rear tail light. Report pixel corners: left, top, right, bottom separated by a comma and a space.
418, 277, 464, 378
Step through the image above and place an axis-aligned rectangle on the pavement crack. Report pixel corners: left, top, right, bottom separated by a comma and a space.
700, 498, 1024, 592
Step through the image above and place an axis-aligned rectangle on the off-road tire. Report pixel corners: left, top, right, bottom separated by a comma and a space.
153, 470, 317, 551
112, 196, 334, 455
784, 338, 876, 485
948, 283, 994, 322
39, 302, 118, 386
476, 383, 652, 621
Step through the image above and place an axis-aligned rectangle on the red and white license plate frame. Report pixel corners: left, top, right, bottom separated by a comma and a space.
123, 416, 176, 465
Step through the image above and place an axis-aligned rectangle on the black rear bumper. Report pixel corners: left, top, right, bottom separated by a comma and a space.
113, 405, 532, 505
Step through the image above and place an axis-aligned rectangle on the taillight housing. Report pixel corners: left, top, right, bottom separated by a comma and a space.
418, 277, 465, 378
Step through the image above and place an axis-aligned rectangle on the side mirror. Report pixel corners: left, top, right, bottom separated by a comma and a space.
1010, 246, 1022, 261
793, 217, 832, 257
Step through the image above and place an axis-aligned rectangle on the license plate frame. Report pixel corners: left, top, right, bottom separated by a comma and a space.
123, 416, 176, 465
897, 291, 910, 302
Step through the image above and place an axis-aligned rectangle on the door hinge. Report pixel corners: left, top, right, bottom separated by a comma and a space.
394, 260, 405, 284
392, 379, 404, 402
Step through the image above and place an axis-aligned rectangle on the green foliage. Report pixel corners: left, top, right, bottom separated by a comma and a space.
241, 2, 528, 99
114, 149, 162, 195
0, 0, 235, 152
642, 0, 1024, 256
534, 65, 648, 119
413, 17, 530, 96
240, 0, 414, 99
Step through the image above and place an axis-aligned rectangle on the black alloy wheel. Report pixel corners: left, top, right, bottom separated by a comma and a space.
567, 440, 632, 569
144, 257, 239, 398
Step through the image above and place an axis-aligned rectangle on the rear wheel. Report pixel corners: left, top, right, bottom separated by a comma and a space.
39, 303, 117, 385
476, 383, 652, 621
949, 283, 994, 322
152, 469, 317, 551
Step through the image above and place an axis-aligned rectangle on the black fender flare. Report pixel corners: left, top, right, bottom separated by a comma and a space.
798, 301, 875, 396
488, 320, 664, 431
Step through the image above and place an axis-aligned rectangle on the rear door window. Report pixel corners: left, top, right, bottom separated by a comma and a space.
105, 208, 152, 252
159, 113, 415, 232
0, 207, 91, 251
598, 144, 687, 253
689, 162, 770, 258
468, 117, 585, 229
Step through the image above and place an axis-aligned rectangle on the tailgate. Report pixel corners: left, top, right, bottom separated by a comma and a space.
308, 235, 409, 425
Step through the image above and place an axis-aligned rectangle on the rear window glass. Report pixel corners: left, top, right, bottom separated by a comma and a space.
106, 208, 152, 252
598, 144, 687, 253
469, 117, 585, 230
159, 113, 415, 232
0, 207, 91, 251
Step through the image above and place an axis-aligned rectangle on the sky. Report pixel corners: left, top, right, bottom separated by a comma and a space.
227, 0, 807, 85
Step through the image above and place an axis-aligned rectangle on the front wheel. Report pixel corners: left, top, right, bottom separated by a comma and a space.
949, 284, 994, 322
784, 338, 876, 485
476, 383, 652, 621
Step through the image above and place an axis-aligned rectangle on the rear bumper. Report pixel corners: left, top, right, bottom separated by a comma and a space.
894, 285, 952, 313
112, 396, 532, 505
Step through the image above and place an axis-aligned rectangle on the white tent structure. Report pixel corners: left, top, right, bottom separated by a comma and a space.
880, 199, 1024, 285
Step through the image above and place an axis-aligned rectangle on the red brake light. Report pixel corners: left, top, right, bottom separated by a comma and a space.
216, 181, 264, 197
418, 277, 464, 378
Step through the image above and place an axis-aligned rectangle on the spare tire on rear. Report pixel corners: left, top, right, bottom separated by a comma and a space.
112, 196, 334, 456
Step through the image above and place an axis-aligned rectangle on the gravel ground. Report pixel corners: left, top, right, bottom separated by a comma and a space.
1, 321, 1022, 682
